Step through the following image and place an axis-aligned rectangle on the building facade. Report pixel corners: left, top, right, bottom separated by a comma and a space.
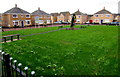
57, 11, 70, 22
2, 4, 32, 27
69, 9, 88, 24
92, 7, 114, 24
31, 7, 51, 25
0, 13, 2, 26
51, 13, 59, 23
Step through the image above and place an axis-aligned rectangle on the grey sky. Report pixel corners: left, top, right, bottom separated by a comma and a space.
0, 0, 119, 14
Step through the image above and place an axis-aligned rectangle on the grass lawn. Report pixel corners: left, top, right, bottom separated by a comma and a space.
2, 25, 118, 76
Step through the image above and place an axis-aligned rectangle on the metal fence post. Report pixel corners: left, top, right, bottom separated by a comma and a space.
0, 50, 2, 77
24, 67, 28, 77
14, 60, 17, 77
4, 53, 11, 77
18, 63, 22, 77
31, 71, 35, 77
1, 52, 5, 77
10, 57, 13, 77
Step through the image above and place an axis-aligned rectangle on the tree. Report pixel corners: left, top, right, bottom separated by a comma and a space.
70, 14, 76, 28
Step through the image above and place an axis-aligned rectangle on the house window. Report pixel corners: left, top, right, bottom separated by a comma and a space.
21, 15, 24, 17
26, 15, 30, 18
101, 14, 104, 17
104, 19, 110, 22
95, 15, 98, 17
39, 16, 42, 18
47, 20, 50, 23
47, 16, 50, 18
25, 20, 31, 25
106, 14, 110, 17
76, 19, 80, 22
94, 19, 99, 22
13, 14, 18, 18
13, 20, 19, 25
78, 16, 80, 18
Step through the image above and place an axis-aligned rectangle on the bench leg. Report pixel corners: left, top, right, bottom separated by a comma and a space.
4, 37, 6, 43
17, 35, 20, 40
11, 36, 13, 41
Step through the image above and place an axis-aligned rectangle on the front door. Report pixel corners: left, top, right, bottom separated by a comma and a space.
101, 20, 103, 24
21, 21, 24, 27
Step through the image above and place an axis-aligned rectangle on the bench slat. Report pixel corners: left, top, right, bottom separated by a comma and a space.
3, 34, 20, 37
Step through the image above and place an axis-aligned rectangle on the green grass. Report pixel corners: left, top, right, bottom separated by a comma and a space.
2, 25, 118, 76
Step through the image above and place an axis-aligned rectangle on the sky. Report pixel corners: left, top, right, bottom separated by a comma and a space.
0, 0, 119, 14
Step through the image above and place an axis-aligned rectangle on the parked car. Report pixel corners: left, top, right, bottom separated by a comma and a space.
107, 22, 120, 26
62, 22, 70, 24
54, 21, 62, 24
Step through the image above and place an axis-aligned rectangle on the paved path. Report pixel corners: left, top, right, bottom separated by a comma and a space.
3, 24, 65, 32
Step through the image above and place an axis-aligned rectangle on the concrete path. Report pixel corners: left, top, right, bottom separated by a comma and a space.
2, 24, 65, 32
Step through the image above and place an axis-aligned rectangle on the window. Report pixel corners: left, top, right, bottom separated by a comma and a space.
76, 19, 80, 22
106, 14, 110, 17
104, 19, 110, 22
47, 20, 50, 23
26, 15, 30, 18
39, 20, 44, 24
94, 19, 99, 22
47, 16, 50, 18
21, 15, 24, 17
13, 20, 19, 25
101, 14, 104, 17
25, 20, 31, 25
78, 15, 80, 18
13, 14, 18, 18
95, 15, 98, 17
39, 16, 42, 18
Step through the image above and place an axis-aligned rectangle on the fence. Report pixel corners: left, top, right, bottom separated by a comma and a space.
0, 50, 35, 77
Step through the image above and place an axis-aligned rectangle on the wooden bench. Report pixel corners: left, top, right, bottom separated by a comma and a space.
3, 34, 20, 43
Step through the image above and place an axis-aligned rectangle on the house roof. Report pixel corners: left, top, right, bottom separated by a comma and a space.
51, 13, 59, 16
73, 9, 84, 15
95, 7, 112, 14
60, 11, 70, 16
4, 4, 30, 14
32, 7, 50, 16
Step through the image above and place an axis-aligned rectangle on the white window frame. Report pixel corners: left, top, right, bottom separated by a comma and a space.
39, 20, 44, 24
39, 16, 42, 18
95, 14, 98, 17
78, 15, 81, 18
21, 14, 24, 17
47, 20, 51, 23
26, 14, 30, 18
13, 20, 19, 25
94, 19, 99, 22
25, 20, 31, 25
104, 19, 110, 22
76, 19, 80, 22
13, 14, 18, 18
106, 14, 110, 17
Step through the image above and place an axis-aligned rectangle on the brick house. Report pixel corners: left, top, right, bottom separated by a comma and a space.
31, 7, 51, 25
2, 4, 32, 27
92, 7, 114, 24
0, 13, 2, 26
113, 14, 120, 22
57, 11, 70, 22
69, 9, 88, 24
51, 13, 59, 23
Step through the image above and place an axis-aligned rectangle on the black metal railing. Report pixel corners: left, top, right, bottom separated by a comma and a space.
0, 50, 35, 77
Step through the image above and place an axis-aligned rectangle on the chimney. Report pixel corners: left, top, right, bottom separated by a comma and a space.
103, 7, 105, 10
15, 4, 17, 7
38, 7, 40, 10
